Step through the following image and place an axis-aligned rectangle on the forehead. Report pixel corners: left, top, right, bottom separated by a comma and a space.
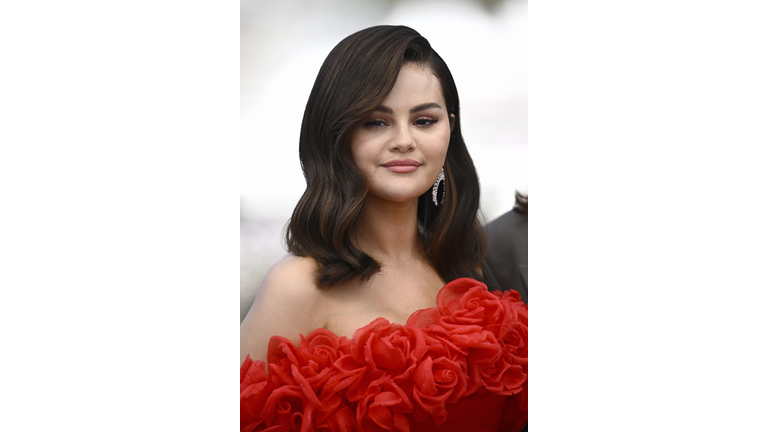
382, 63, 445, 108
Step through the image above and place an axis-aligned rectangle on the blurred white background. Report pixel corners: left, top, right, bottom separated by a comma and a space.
241, 0, 528, 320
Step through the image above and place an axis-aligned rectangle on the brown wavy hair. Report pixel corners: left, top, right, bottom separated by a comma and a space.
286, 25, 487, 288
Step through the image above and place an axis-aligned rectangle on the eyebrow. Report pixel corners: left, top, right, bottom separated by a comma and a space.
373, 102, 444, 115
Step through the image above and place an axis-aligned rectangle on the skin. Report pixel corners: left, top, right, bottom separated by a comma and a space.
240, 63, 455, 364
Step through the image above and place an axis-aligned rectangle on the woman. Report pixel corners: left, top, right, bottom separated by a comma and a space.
240, 25, 527, 432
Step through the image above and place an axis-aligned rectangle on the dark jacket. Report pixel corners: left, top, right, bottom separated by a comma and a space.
483, 208, 528, 304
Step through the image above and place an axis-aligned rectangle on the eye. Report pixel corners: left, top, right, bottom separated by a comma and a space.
414, 117, 438, 128
363, 119, 388, 129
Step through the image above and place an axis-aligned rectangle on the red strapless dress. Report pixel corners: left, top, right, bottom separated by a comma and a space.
240, 278, 528, 432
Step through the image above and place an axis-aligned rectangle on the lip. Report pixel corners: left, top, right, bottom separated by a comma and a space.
382, 159, 421, 173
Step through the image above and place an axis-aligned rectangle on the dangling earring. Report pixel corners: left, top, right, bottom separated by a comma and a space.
432, 167, 445, 206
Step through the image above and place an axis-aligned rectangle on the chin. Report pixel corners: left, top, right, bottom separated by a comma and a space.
369, 189, 427, 204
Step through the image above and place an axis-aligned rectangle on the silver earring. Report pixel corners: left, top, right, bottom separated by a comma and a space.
432, 167, 445, 206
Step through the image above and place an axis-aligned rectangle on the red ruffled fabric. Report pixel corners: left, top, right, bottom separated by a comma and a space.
241, 278, 528, 432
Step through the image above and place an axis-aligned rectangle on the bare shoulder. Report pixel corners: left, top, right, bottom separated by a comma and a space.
260, 254, 319, 294
240, 254, 322, 364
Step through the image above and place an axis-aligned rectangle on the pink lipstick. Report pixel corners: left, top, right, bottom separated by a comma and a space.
382, 159, 421, 173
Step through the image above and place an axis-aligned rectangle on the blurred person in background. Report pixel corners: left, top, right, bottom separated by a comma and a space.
484, 191, 528, 304
240, 25, 527, 431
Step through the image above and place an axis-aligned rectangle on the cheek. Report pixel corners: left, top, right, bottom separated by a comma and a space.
352, 150, 377, 174
426, 129, 451, 160
350, 135, 373, 171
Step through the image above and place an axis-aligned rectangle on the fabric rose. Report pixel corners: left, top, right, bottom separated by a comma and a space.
432, 279, 528, 394
498, 292, 528, 365
261, 385, 314, 432
266, 337, 302, 387
337, 318, 427, 402
297, 329, 345, 395
322, 351, 370, 403
311, 396, 357, 432
418, 325, 486, 396
351, 318, 427, 376
241, 356, 272, 432
435, 278, 514, 341
297, 328, 345, 371
267, 331, 338, 397
479, 350, 526, 395
408, 337, 469, 427
447, 327, 502, 369
488, 292, 528, 395
264, 331, 365, 431
356, 376, 413, 432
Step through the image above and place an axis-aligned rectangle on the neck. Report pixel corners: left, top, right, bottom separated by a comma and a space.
354, 196, 425, 266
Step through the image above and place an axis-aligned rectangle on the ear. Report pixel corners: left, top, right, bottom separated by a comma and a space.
449, 113, 455, 132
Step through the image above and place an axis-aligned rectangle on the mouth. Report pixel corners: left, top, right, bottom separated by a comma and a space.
382, 159, 421, 173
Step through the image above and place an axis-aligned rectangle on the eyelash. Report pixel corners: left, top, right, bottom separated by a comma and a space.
414, 118, 438, 127
363, 117, 438, 129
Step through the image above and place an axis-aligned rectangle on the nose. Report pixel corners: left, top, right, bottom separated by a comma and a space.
390, 124, 414, 152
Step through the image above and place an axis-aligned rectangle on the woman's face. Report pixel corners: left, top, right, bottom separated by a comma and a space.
350, 63, 453, 204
